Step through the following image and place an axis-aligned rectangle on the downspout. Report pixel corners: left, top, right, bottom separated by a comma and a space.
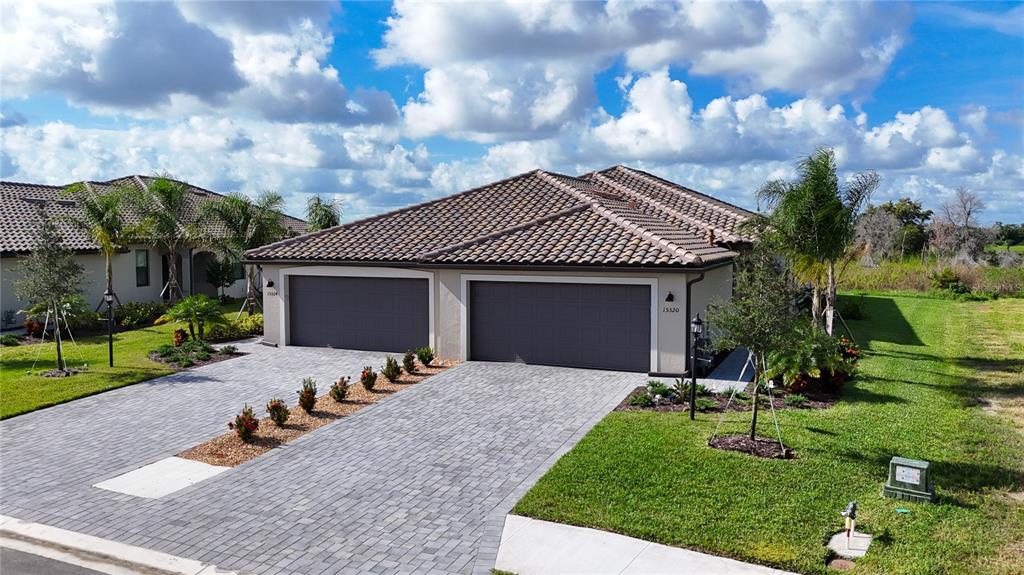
684, 271, 706, 376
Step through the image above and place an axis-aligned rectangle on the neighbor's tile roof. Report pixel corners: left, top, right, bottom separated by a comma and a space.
246, 166, 754, 269
0, 176, 306, 255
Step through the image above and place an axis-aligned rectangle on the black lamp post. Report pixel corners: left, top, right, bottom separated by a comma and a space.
689, 313, 703, 421
104, 289, 114, 367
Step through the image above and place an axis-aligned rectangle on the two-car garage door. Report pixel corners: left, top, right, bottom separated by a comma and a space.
469, 281, 651, 372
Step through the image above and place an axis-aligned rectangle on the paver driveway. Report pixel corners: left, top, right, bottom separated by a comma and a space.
1, 341, 644, 574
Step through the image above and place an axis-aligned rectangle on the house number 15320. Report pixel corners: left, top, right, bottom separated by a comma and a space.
662, 306, 680, 313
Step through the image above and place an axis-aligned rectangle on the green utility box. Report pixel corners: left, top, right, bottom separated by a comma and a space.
883, 456, 936, 503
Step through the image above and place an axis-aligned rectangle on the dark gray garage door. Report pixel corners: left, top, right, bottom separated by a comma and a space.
469, 281, 651, 372
289, 275, 428, 352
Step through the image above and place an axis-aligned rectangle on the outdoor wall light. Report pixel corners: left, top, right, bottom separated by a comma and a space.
266, 280, 275, 288
665, 292, 675, 302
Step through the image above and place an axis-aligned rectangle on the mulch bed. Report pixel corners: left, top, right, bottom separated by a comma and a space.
41, 366, 88, 377
614, 386, 837, 413
147, 350, 245, 370
179, 360, 456, 467
708, 434, 793, 459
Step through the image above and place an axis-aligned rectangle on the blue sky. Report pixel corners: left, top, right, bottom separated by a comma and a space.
1, 1, 1021, 223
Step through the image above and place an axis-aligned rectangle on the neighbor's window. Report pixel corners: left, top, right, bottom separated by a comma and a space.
235, 262, 245, 280
135, 249, 150, 287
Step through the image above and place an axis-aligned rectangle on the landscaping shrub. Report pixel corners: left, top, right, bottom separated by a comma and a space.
784, 393, 808, 407
23, 319, 45, 338
228, 405, 259, 442
0, 334, 20, 347
415, 346, 434, 367
694, 397, 719, 412
22, 295, 103, 333
266, 398, 289, 426
153, 339, 216, 368
837, 295, 867, 320
330, 376, 350, 402
173, 328, 189, 347
646, 380, 674, 401
219, 345, 238, 355
114, 301, 167, 328
360, 366, 377, 390
381, 355, 401, 382
205, 313, 264, 342
673, 378, 711, 400
931, 267, 964, 291
628, 391, 654, 408
764, 324, 856, 394
733, 391, 751, 404
297, 378, 317, 413
403, 350, 416, 373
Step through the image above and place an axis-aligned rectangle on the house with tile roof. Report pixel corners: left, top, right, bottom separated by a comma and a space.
0, 176, 306, 327
246, 166, 755, 375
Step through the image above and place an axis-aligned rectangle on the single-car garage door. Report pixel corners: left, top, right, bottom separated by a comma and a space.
469, 281, 651, 372
288, 275, 428, 352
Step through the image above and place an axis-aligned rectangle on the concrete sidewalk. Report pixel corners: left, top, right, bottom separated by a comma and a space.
495, 515, 797, 575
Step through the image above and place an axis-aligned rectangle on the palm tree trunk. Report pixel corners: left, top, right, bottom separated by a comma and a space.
825, 260, 836, 335
811, 283, 822, 327
105, 251, 114, 301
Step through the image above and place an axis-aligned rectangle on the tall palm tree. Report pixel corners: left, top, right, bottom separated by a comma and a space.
201, 191, 287, 316
305, 195, 341, 231
125, 175, 195, 302
62, 182, 130, 308
756, 148, 879, 335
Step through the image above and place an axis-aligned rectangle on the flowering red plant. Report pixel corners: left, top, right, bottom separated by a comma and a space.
229, 404, 259, 442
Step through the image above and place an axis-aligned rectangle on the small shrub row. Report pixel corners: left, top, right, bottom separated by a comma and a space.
115, 301, 168, 328
206, 313, 264, 342
1, 333, 22, 347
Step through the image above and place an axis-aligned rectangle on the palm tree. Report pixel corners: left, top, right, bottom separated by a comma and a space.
201, 191, 287, 316
155, 294, 226, 341
756, 148, 879, 335
125, 175, 195, 302
305, 195, 341, 231
62, 182, 130, 308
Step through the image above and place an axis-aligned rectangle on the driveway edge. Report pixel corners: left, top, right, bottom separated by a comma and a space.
0, 515, 236, 575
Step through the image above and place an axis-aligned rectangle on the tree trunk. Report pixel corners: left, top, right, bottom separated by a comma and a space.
811, 283, 822, 328
106, 252, 114, 300
749, 362, 761, 441
53, 301, 64, 371
198, 322, 204, 341
825, 260, 836, 336
245, 265, 256, 316
188, 321, 196, 341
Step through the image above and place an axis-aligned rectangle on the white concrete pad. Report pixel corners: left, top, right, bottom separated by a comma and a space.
826, 531, 872, 559
496, 515, 795, 575
93, 457, 228, 499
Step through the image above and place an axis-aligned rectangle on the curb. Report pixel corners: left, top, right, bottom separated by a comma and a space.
0, 515, 238, 575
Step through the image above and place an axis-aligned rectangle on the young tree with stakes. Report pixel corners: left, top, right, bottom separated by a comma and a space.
13, 207, 86, 372
62, 182, 130, 309
705, 246, 801, 441
201, 191, 287, 316
756, 147, 879, 335
125, 176, 196, 302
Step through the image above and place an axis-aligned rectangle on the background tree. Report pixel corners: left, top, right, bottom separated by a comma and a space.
855, 208, 900, 265
201, 191, 287, 315
13, 207, 86, 371
934, 187, 986, 262
204, 256, 237, 302
63, 182, 130, 309
305, 195, 341, 232
756, 147, 879, 334
873, 198, 932, 258
125, 175, 195, 302
706, 247, 801, 440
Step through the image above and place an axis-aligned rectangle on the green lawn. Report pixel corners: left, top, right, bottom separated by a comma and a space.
986, 243, 1024, 253
0, 303, 242, 419
514, 296, 1024, 574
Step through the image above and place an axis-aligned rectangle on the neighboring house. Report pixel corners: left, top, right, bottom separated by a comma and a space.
246, 166, 754, 374
0, 176, 305, 328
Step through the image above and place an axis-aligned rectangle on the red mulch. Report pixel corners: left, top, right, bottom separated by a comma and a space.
709, 434, 793, 459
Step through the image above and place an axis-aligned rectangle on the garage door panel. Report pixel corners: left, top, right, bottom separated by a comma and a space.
469, 281, 650, 372
289, 275, 428, 352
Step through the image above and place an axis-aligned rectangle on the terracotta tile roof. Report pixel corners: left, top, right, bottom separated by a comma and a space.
0, 176, 306, 255
246, 166, 752, 269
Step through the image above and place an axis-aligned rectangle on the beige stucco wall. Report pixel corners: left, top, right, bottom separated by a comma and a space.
259, 263, 734, 374
1, 245, 249, 329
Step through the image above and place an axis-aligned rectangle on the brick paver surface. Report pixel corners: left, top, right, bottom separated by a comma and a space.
0, 341, 642, 574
